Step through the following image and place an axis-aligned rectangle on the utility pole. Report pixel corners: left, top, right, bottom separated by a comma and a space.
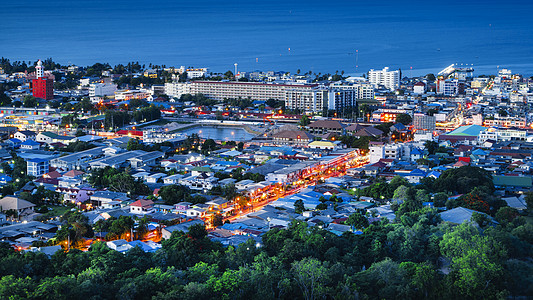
355, 49, 359, 73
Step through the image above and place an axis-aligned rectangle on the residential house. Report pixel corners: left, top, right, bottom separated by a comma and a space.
161, 219, 204, 239
36, 132, 76, 145
129, 199, 154, 214
146, 173, 166, 184
90, 191, 129, 207
14, 130, 36, 142
163, 174, 184, 185
406, 169, 426, 184
440, 207, 496, 225
0, 196, 36, 218
20, 140, 40, 150
174, 202, 192, 214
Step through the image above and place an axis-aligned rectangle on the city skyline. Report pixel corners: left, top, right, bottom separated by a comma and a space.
1, 0, 533, 75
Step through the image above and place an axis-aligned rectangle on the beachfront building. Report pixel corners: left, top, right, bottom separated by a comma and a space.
368, 67, 400, 91
285, 87, 326, 113
187, 81, 318, 101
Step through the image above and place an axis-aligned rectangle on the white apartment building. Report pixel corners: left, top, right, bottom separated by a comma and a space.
368, 67, 400, 91
187, 81, 317, 101
442, 79, 459, 96
27, 158, 49, 177
478, 128, 527, 143
164, 82, 191, 99
115, 89, 151, 101
285, 87, 326, 113
357, 83, 375, 99
413, 82, 426, 94
179, 66, 209, 79
89, 82, 117, 103
484, 117, 527, 128
329, 82, 375, 100
369, 142, 410, 164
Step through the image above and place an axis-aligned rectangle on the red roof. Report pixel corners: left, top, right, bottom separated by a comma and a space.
130, 199, 154, 208
116, 130, 143, 137
63, 170, 85, 177
332, 217, 348, 224
43, 170, 62, 179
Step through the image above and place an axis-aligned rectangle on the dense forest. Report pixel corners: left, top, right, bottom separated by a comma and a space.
0, 206, 532, 299
1, 163, 532, 299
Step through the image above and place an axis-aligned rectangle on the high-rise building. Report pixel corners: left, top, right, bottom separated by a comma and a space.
326, 89, 357, 111
32, 60, 54, 100
285, 87, 326, 113
368, 67, 400, 91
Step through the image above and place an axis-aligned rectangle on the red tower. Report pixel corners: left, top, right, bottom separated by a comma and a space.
32, 60, 54, 100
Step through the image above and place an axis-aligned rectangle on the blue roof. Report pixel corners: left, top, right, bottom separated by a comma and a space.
393, 123, 406, 130
472, 149, 488, 155
8, 138, 21, 143
427, 170, 441, 178
409, 169, 426, 177
221, 223, 248, 230
432, 166, 447, 171
128, 240, 156, 252
0, 174, 12, 182
411, 148, 423, 155
259, 146, 294, 154
21, 140, 40, 146
215, 161, 240, 166
28, 158, 49, 163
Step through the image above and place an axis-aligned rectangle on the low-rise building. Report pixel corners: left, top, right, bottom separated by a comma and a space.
27, 158, 49, 177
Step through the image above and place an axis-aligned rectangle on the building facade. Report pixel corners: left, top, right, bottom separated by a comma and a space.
285, 87, 326, 112
89, 82, 117, 103
27, 158, 49, 177
413, 113, 436, 131
31, 60, 54, 100
369, 67, 400, 90
187, 81, 318, 101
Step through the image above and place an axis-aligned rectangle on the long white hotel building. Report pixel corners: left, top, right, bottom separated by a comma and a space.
165, 80, 374, 113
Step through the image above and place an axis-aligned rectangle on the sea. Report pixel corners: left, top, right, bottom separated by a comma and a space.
1, 0, 532, 76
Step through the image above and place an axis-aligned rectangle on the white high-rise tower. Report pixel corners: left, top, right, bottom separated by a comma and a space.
36, 60, 44, 78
